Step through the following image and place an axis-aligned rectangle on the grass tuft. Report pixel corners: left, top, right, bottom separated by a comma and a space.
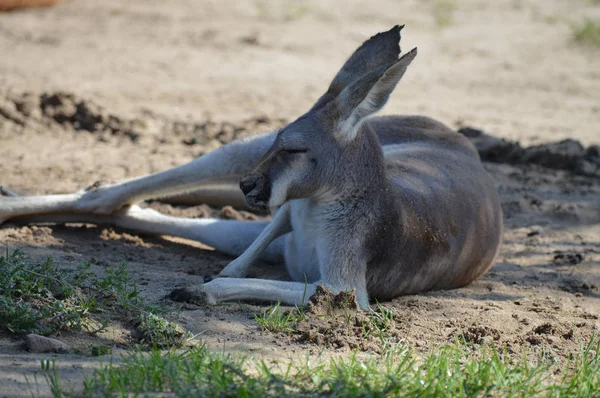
572, 19, 600, 48
255, 301, 305, 333
0, 249, 101, 335
41, 359, 64, 398
360, 302, 395, 341
0, 249, 186, 349
254, 0, 309, 22
136, 312, 190, 349
428, 0, 457, 28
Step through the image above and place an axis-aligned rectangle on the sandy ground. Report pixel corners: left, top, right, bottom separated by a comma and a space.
0, 0, 599, 396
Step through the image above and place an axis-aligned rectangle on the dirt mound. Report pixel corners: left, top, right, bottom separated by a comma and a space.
292, 286, 405, 353
459, 127, 600, 177
454, 325, 501, 345
39, 92, 142, 141
303, 285, 361, 315
552, 251, 585, 266
0, 90, 288, 149
0, 91, 143, 141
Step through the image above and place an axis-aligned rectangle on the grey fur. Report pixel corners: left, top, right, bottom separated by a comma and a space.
0, 26, 502, 310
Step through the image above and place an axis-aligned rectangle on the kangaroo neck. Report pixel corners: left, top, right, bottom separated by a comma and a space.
314, 123, 392, 211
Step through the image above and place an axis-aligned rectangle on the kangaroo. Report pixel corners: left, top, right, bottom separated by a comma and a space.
0, 26, 503, 310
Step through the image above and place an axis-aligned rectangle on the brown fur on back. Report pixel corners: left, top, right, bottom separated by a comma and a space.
366, 115, 502, 299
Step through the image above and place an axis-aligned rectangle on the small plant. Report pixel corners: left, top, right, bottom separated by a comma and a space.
41, 359, 64, 398
361, 302, 395, 342
428, 0, 457, 28
136, 312, 190, 349
572, 19, 600, 48
90, 344, 112, 357
0, 250, 97, 335
0, 249, 183, 349
254, 0, 309, 22
255, 302, 305, 333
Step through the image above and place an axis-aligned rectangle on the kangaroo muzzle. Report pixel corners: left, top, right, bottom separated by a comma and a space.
239, 173, 271, 210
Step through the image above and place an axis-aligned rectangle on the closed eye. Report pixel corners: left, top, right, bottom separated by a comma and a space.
283, 148, 309, 154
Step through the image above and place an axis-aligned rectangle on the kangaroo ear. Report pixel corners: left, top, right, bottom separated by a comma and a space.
333, 48, 418, 142
311, 25, 403, 111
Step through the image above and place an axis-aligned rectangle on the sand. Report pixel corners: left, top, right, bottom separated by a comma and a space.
0, 0, 599, 396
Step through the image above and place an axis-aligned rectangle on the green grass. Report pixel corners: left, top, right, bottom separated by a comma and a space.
40, 334, 600, 397
255, 301, 305, 333
7, 250, 599, 396
254, 0, 309, 22
428, 0, 457, 28
0, 249, 102, 335
136, 311, 189, 349
572, 19, 600, 48
359, 302, 395, 341
0, 249, 187, 349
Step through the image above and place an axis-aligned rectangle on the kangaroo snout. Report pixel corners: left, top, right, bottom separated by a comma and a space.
239, 178, 256, 196
239, 173, 271, 209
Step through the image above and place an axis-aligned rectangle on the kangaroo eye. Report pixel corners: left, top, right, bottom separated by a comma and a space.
283, 148, 308, 154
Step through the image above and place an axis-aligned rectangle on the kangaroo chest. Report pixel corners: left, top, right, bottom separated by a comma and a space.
283, 199, 324, 283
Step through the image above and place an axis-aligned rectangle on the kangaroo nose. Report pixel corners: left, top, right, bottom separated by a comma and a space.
239, 179, 257, 196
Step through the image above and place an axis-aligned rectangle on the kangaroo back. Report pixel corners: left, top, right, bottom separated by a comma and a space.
363, 115, 503, 299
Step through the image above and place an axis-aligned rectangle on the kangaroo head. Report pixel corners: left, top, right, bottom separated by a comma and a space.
240, 26, 417, 210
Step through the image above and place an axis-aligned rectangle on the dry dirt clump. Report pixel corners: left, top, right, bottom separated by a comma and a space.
39, 92, 143, 142
0, 91, 143, 141
459, 127, 600, 177
292, 286, 405, 353
453, 325, 502, 345
552, 251, 585, 266
0, 90, 288, 150
522, 321, 578, 346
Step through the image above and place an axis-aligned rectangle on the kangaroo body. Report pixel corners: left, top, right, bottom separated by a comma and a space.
278, 115, 501, 305
0, 26, 502, 310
